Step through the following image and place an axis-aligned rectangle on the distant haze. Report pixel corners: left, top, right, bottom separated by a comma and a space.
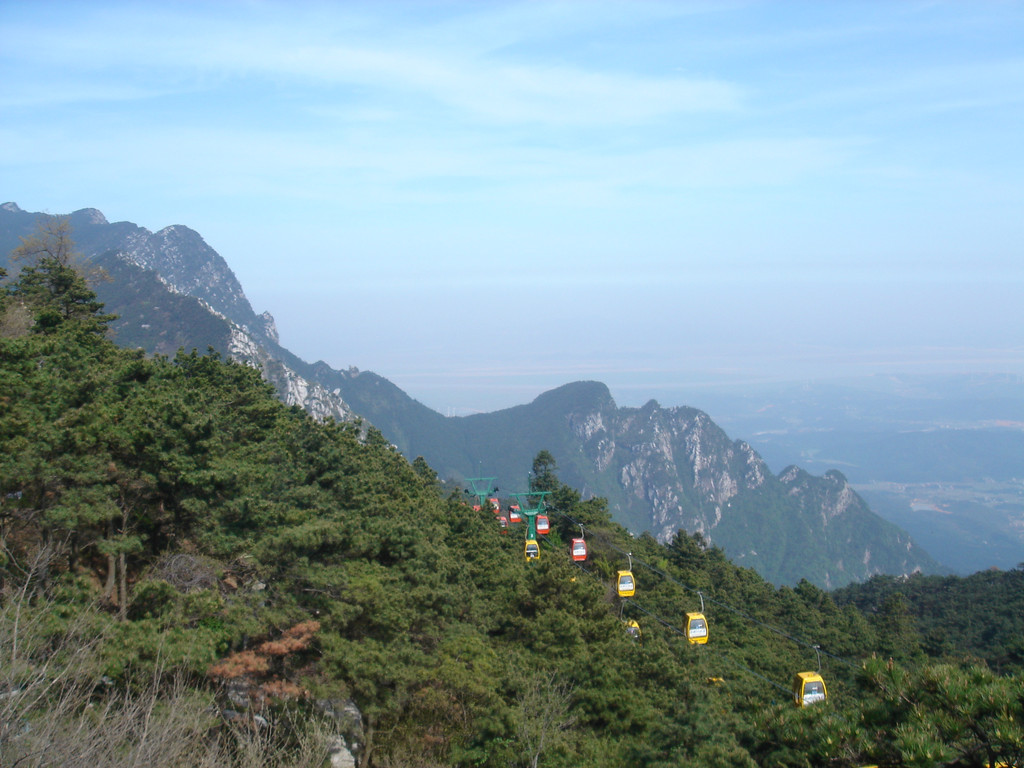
3, 1, 1022, 414
291, 278, 1024, 414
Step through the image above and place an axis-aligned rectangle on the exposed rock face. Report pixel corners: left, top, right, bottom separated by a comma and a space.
115, 223, 253, 326
229, 326, 351, 422
561, 390, 935, 587
76, 207, 109, 225
0, 206, 355, 424
259, 311, 280, 344
557, 392, 772, 542
317, 698, 364, 768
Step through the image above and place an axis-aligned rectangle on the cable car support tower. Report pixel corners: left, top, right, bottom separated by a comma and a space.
464, 476, 498, 511
510, 491, 551, 561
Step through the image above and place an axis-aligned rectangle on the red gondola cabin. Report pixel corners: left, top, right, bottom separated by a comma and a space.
571, 538, 587, 562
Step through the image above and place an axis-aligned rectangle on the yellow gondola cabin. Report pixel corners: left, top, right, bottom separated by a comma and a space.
792, 672, 827, 707
686, 612, 709, 644
625, 619, 642, 642
617, 570, 636, 597
524, 539, 540, 561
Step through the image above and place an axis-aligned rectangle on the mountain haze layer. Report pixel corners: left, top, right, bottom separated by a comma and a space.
0, 203, 942, 586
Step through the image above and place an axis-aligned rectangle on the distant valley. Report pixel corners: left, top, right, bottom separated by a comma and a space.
678, 376, 1024, 573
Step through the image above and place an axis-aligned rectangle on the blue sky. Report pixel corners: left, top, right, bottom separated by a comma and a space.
2, 1, 1022, 413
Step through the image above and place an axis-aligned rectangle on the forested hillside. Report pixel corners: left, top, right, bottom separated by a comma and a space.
2, 247, 1023, 766
0, 207, 942, 589
833, 569, 1024, 674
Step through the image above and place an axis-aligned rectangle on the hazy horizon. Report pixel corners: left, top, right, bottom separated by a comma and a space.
358, 347, 1024, 416
3, 1, 1022, 416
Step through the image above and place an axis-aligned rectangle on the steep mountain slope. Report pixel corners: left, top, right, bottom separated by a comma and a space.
0, 202, 351, 422
0, 203, 941, 586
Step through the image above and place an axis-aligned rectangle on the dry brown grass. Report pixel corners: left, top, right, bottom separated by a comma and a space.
0, 581, 332, 768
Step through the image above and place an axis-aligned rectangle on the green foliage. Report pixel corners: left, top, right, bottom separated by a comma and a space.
3, 249, 1024, 767
834, 568, 1024, 673
530, 450, 559, 492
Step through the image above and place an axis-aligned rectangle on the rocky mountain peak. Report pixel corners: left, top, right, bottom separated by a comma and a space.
72, 207, 108, 225
0, 203, 356, 432
259, 311, 279, 344
534, 380, 614, 408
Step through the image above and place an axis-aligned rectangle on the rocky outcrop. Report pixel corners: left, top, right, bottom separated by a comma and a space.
227, 326, 353, 422
317, 699, 365, 768
567, 397, 772, 544
114, 222, 255, 328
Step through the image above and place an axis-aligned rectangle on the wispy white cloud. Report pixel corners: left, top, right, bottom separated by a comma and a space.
1, 2, 743, 125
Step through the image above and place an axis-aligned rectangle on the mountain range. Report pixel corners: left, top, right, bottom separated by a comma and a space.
0, 202, 943, 587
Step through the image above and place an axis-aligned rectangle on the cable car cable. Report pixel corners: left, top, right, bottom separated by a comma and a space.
628, 593, 804, 696
551, 509, 860, 671
655, 537, 861, 671
536, 536, 806, 699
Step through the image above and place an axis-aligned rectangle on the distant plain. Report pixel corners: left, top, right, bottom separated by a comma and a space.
669, 373, 1024, 574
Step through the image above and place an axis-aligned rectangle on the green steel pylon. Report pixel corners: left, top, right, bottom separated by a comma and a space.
510, 491, 551, 540
465, 477, 498, 510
